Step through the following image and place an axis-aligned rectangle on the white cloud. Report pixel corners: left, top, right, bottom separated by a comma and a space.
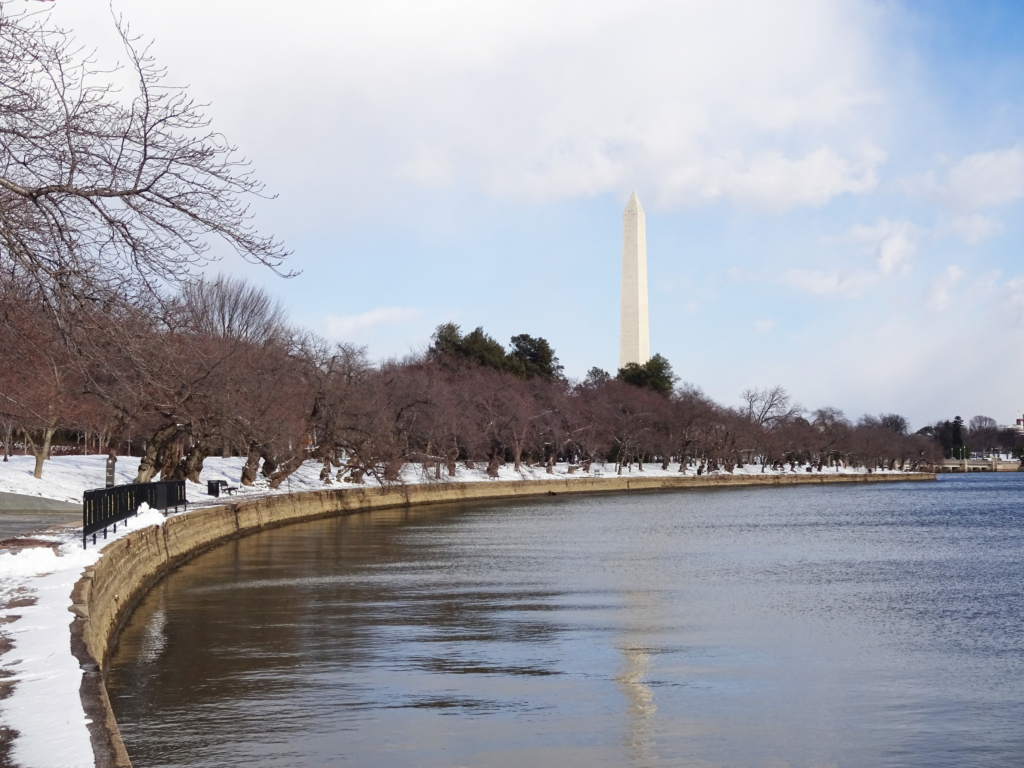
947, 214, 1003, 245
945, 147, 1024, 209
50, 0, 889, 213
394, 145, 453, 187
845, 218, 922, 275
966, 270, 1001, 302
926, 266, 964, 312
780, 217, 922, 298
996, 278, 1024, 327
683, 146, 885, 211
323, 307, 421, 339
755, 319, 776, 333
778, 268, 879, 297
900, 146, 1024, 211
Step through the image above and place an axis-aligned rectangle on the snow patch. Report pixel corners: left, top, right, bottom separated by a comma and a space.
0, 502, 166, 767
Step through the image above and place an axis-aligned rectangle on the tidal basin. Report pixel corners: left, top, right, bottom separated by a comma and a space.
108, 474, 1024, 767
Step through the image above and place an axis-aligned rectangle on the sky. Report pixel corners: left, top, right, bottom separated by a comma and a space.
44, 0, 1024, 430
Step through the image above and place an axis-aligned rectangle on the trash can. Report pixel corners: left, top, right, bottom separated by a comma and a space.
207, 480, 221, 497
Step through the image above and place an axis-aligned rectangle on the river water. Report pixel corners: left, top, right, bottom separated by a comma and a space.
107, 474, 1024, 767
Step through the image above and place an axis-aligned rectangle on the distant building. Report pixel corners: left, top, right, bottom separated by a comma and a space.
997, 415, 1024, 434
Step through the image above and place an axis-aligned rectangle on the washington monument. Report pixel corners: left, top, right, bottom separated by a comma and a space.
619, 191, 650, 368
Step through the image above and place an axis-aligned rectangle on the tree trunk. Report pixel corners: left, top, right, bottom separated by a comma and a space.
268, 455, 304, 489
27, 428, 55, 479
320, 456, 333, 484
134, 424, 181, 483
175, 442, 210, 484
241, 443, 261, 486
260, 450, 279, 479
486, 454, 500, 478
384, 459, 404, 482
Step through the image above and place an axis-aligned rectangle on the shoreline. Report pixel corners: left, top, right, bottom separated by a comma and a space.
11, 471, 937, 768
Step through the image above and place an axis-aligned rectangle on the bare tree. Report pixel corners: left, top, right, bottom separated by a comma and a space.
967, 415, 999, 456
812, 407, 850, 470
879, 413, 910, 435
0, 7, 290, 333
0, 280, 85, 477
741, 386, 801, 428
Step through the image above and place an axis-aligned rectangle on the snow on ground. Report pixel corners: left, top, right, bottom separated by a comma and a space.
0, 507, 165, 768
0, 453, 888, 507
0, 454, 896, 767
0, 455, 142, 505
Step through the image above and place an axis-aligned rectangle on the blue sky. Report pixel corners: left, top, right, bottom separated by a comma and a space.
52, 0, 1024, 429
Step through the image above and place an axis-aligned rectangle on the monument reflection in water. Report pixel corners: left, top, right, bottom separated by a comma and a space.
108, 474, 1024, 768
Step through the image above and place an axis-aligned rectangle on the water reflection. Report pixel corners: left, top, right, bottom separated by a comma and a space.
108, 475, 1024, 768
614, 582, 661, 765
615, 645, 656, 764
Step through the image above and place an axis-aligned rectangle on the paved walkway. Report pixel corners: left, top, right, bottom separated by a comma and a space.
0, 492, 80, 541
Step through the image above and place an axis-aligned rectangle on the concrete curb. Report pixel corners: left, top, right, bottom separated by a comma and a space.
68, 471, 935, 767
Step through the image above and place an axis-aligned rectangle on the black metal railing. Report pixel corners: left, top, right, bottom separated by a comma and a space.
82, 480, 187, 548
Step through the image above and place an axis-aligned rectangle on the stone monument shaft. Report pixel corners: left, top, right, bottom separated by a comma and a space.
619, 191, 650, 368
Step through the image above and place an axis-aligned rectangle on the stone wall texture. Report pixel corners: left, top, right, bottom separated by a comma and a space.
69, 471, 935, 767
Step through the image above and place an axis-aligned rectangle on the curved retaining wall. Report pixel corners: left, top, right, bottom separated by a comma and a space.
69, 471, 934, 767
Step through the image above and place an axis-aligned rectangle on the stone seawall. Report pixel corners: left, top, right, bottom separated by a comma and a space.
69, 471, 935, 767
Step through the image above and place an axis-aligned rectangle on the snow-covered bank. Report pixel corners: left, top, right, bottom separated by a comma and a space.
0, 507, 165, 768
0, 457, 919, 768
0, 453, 897, 508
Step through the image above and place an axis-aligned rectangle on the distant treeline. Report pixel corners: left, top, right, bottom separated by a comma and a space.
6, 275, 1007, 487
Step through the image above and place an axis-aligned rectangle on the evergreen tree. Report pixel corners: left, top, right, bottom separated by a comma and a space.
923, 416, 967, 459
951, 415, 965, 458
429, 322, 464, 359
461, 327, 509, 371
508, 334, 564, 382
584, 367, 611, 387
616, 353, 677, 394
428, 324, 563, 381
